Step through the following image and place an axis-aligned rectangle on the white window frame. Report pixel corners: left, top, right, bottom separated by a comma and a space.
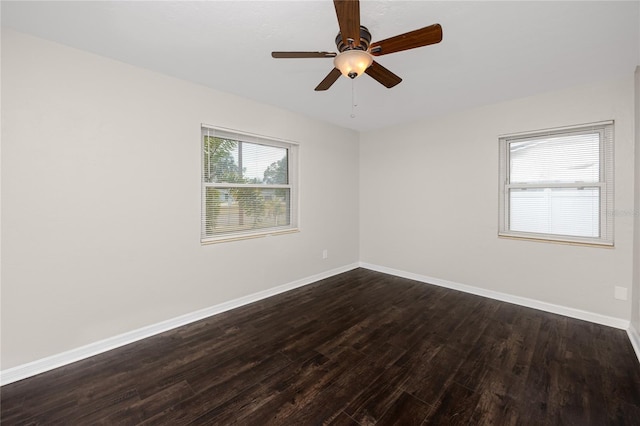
498, 121, 614, 246
201, 125, 299, 244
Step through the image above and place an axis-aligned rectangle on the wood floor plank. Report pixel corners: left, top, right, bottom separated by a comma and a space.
189, 348, 357, 424
250, 347, 367, 424
401, 345, 466, 405
343, 364, 411, 425
143, 352, 321, 425
375, 390, 431, 425
326, 411, 362, 426
275, 344, 406, 425
99, 380, 194, 424
2, 268, 639, 425
422, 382, 481, 424
468, 365, 525, 425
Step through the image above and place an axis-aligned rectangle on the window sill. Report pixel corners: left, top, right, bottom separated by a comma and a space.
201, 228, 299, 245
498, 233, 614, 248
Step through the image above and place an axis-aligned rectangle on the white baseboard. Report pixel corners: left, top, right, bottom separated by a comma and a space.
0, 263, 360, 386
359, 262, 630, 330
2, 261, 635, 385
629, 324, 640, 364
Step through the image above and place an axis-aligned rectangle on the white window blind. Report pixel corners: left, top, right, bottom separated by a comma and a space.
499, 122, 614, 245
201, 125, 298, 243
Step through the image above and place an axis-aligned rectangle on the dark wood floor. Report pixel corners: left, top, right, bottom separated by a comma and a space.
2, 268, 640, 425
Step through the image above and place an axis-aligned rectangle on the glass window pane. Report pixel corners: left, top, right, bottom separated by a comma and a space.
203, 137, 288, 185
203, 137, 239, 184
242, 143, 288, 184
204, 187, 290, 236
510, 133, 600, 184
510, 187, 600, 238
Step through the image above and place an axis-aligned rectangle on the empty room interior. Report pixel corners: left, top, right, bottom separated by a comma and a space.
2, 1, 640, 424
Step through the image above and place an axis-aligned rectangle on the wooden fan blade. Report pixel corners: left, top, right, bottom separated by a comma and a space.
315, 68, 342, 91
334, 0, 360, 47
365, 61, 402, 88
369, 24, 443, 56
272, 51, 337, 58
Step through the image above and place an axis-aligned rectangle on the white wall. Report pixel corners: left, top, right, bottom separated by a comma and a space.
360, 75, 636, 321
0, 30, 360, 369
633, 66, 640, 333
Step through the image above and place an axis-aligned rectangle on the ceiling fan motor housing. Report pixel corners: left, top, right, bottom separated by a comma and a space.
335, 25, 372, 52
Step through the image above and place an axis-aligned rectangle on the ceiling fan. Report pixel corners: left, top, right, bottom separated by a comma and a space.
271, 0, 443, 91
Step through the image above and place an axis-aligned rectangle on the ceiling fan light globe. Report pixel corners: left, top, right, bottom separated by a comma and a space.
334, 50, 373, 79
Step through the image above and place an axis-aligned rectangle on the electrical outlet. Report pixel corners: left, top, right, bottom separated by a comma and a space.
322, 249, 328, 259
614, 286, 628, 301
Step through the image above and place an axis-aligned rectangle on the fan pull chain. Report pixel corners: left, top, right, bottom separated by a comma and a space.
351, 79, 357, 118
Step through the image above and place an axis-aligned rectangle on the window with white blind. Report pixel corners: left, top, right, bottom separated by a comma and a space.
499, 121, 614, 245
201, 125, 298, 243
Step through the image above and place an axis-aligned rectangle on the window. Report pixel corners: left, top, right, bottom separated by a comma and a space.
201, 125, 298, 243
499, 121, 614, 245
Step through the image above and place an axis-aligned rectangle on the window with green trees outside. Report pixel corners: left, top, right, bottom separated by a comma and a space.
201, 126, 298, 243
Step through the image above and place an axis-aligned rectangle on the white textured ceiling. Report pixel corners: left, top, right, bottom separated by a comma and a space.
2, 1, 639, 131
